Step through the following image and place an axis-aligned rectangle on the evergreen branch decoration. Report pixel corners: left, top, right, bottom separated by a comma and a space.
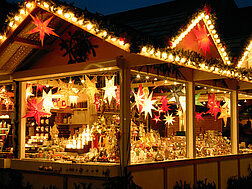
59, 30, 98, 64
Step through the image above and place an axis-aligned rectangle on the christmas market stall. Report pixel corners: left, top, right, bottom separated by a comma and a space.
0, 0, 252, 189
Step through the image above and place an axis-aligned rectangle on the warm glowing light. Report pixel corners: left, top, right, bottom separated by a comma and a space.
20, 9, 25, 14
87, 24, 93, 30
43, 3, 49, 8
57, 9, 63, 15
146, 76, 149, 79
64, 13, 70, 18
26, 3, 32, 8
72, 17, 77, 22
136, 74, 140, 78
111, 38, 116, 42
162, 52, 167, 59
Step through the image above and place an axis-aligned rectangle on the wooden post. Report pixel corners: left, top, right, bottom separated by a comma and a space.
119, 59, 131, 176
18, 82, 26, 159
186, 81, 195, 159
231, 90, 238, 154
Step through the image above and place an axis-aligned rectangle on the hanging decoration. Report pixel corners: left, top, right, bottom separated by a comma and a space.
163, 114, 175, 127
84, 75, 98, 103
195, 112, 204, 123
134, 84, 145, 113
160, 90, 171, 112
206, 93, 221, 120
141, 92, 156, 118
23, 99, 51, 126
26, 14, 59, 46
142, 86, 149, 97
152, 114, 161, 124
169, 85, 184, 105
37, 85, 44, 93
218, 105, 230, 127
193, 23, 213, 57
42, 89, 54, 113
179, 96, 186, 111
26, 85, 34, 99
195, 93, 204, 106
2, 97, 14, 111
102, 76, 117, 104
115, 85, 120, 106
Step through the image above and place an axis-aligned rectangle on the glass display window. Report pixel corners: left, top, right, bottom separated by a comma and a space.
0, 84, 15, 157
195, 85, 231, 157
22, 71, 120, 163
130, 71, 187, 163
238, 92, 252, 153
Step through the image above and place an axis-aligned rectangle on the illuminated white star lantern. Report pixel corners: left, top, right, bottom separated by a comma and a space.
163, 114, 175, 127
179, 96, 186, 111
84, 75, 98, 103
42, 89, 54, 113
26, 85, 34, 99
141, 92, 156, 118
134, 87, 145, 112
102, 76, 117, 104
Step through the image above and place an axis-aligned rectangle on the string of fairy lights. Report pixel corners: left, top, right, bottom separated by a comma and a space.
1, 0, 252, 83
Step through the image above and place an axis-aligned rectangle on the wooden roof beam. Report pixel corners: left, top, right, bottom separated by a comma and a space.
11, 37, 47, 49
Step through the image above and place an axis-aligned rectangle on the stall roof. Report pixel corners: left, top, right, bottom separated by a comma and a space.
0, 0, 252, 86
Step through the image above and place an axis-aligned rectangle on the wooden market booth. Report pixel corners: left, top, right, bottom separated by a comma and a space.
0, 0, 252, 188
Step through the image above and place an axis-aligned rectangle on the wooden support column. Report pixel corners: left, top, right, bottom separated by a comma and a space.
231, 90, 238, 154
119, 60, 131, 176
18, 82, 26, 159
186, 81, 195, 159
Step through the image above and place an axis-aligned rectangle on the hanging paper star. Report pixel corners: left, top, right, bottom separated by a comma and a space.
94, 94, 100, 111
37, 85, 44, 93
26, 14, 59, 46
179, 96, 186, 111
163, 114, 175, 127
26, 85, 34, 99
141, 92, 156, 118
102, 76, 117, 104
195, 112, 204, 123
115, 85, 120, 106
2, 97, 14, 111
193, 23, 213, 56
23, 99, 51, 126
195, 93, 204, 106
84, 75, 98, 103
134, 84, 145, 112
143, 86, 149, 97
160, 90, 171, 112
168, 85, 184, 105
218, 105, 230, 127
206, 94, 221, 119
152, 114, 161, 124
156, 106, 165, 115
42, 89, 54, 113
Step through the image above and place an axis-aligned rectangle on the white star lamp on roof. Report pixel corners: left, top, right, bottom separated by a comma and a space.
102, 76, 117, 104
141, 92, 156, 118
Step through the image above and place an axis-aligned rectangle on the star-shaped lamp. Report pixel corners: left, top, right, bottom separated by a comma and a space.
141, 92, 156, 118
42, 89, 54, 113
102, 76, 117, 104
152, 114, 161, 124
26, 14, 59, 46
163, 114, 175, 127
134, 84, 145, 113
193, 23, 213, 56
23, 99, 51, 126
195, 93, 204, 106
84, 75, 98, 103
218, 106, 230, 127
195, 112, 204, 123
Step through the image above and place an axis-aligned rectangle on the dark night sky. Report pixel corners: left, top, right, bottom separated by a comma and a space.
6, 0, 252, 15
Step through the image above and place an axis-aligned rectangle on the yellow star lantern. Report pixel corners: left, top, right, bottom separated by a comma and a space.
42, 89, 54, 113
26, 14, 59, 46
163, 114, 175, 127
102, 76, 117, 104
84, 75, 98, 103
141, 92, 156, 118
218, 106, 230, 127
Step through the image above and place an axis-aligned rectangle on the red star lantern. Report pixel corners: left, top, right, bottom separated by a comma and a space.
26, 14, 59, 46
194, 23, 213, 56
94, 94, 100, 111
206, 93, 221, 119
115, 85, 120, 106
23, 99, 51, 126
37, 85, 44, 93
195, 112, 204, 123
152, 114, 161, 124
160, 90, 171, 112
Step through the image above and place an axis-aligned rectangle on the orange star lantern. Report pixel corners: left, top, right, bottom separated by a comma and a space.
26, 14, 59, 46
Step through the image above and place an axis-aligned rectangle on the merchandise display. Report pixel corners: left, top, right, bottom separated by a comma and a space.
130, 72, 187, 163
24, 72, 120, 163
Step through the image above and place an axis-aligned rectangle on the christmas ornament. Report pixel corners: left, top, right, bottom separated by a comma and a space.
160, 90, 171, 112
42, 89, 54, 113
218, 105, 230, 127
102, 76, 117, 104
169, 85, 184, 105
193, 23, 213, 56
141, 92, 156, 118
94, 94, 100, 111
195, 93, 204, 106
84, 75, 98, 103
37, 85, 44, 93
134, 84, 145, 113
152, 114, 161, 123
23, 99, 51, 126
163, 114, 175, 127
206, 93, 221, 119
26, 14, 59, 46
26, 85, 34, 99
157, 106, 165, 115
195, 112, 204, 123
